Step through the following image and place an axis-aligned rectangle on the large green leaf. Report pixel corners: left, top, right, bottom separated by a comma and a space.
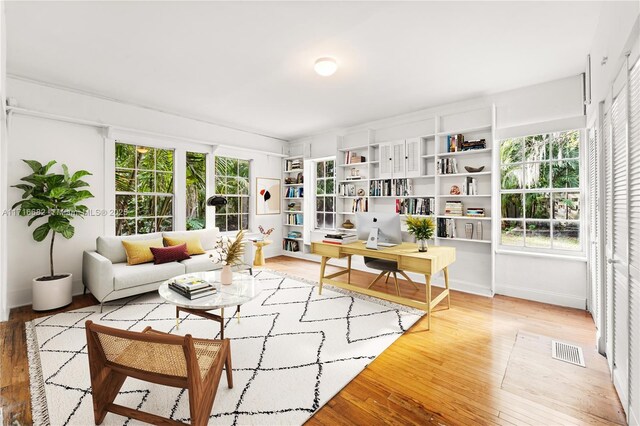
28, 214, 46, 226
48, 215, 70, 232
42, 160, 57, 174
69, 179, 90, 189
23, 160, 43, 173
49, 186, 69, 199
71, 170, 92, 182
33, 223, 51, 242
60, 224, 75, 239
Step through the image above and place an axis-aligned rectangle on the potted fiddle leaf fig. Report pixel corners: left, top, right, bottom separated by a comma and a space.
12, 160, 94, 311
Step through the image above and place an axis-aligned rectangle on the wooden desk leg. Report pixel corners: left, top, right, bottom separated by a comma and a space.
319, 256, 328, 295
443, 266, 451, 309
425, 274, 432, 330
347, 255, 352, 284
175, 307, 180, 331
220, 307, 225, 339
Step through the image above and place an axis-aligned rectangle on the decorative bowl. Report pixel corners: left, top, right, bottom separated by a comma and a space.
464, 166, 485, 173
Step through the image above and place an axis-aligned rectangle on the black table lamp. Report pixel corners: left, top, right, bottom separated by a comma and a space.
206, 196, 228, 207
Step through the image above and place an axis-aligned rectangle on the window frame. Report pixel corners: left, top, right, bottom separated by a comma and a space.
114, 142, 175, 235
186, 151, 208, 231
314, 157, 336, 231
498, 129, 585, 255
213, 156, 251, 233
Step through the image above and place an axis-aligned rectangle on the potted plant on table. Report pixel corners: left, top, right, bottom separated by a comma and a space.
405, 215, 436, 252
211, 230, 246, 284
12, 160, 94, 311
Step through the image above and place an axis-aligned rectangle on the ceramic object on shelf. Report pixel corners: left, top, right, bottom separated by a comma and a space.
464, 166, 485, 173
450, 185, 461, 195
342, 219, 355, 229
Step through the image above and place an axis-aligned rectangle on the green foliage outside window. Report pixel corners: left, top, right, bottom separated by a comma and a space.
186, 152, 207, 230
214, 156, 250, 232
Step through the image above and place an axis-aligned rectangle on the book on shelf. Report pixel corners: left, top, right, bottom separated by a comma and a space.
343, 151, 366, 165
287, 231, 302, 239
466, 207, 485, 217
285, 187, 304, 198
351, 197, 368, 212
460, 139, 486, 151
395, 197, 435, 215
437, 158, 459, 175
285, 158, 303, 171
437, 218, 457, 238
446, 135, 487, 153
285, 213, 304, 225
322, 233, 358, 245
369, 178, 412, 197
462, 177, 478, 195
283, 239, 300, 252
338, 183, 357, 196
444, 201, 464, 216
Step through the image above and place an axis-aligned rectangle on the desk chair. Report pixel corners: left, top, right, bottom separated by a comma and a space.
364, 257, 419, 296
85, 321, 232, 426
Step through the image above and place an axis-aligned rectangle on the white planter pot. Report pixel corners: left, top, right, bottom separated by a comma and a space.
32, 273, 73, 311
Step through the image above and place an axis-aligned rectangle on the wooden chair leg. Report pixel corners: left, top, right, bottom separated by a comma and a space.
92, 369, 126, 425
225, 345, 233, 388
385, 271, 391, 284
368, 271, 387, 289
393, 272, 400, 296
399, 271, 420, 290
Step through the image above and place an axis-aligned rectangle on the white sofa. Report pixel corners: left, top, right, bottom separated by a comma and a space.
82, 228, 253, 309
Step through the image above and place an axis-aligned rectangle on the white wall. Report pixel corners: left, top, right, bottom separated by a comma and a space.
0, 1, 7, 321
290, 75, 588, 307
5, 78, 286, 309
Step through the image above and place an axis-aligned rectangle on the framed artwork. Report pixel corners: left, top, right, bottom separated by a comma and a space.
256, 177, 281, 215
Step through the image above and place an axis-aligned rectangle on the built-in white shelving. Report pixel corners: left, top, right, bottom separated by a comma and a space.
282, 156, 305, 255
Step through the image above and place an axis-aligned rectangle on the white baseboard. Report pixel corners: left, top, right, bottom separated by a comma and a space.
630, 405, 638, 426
613, 369, 629, 418
494, 283, 586, 309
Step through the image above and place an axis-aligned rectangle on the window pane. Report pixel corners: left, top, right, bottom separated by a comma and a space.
137, 148, 155, 170
501, 193, 522, 218
524, 134, 549, 161
116, 169, 135, 192
137, 171, 154, 193
241, 197, 250, 214
317, 162, 325, 178
316, 213, 325, 229
325, 213, 335, 229
326, 160, 335, 177
115, 194, 135, 217
227, 158, 239, 176
137, 195, 155, 217
500, 165, 523, 189
116, 219, 135, 236
239, 160, 250, 178
525, 192, 550, 219
316, 197, 324, 212
524, 162, 550, 188
316, 179, 325, 195
238, 177, 249, 195
156, 149, 174, 172
325, 197, 334, 212
227, 177, 239, 194
157, 217, 173, 232
215, 202, 226, 214
553, 192, 580, 220
326, 179, 335, 194
552, 160, 580, 188
551, 130, 580, 160
137, 218, 156, 234
525, 221, 551, 248
215, 177, 227, 195
186, 152, 206, 231
215, 157, 227, 177
241, 214, 249, 230
227, 214, 239, 231
500, 138, 523, 164
115, 144, 135, 169
215, 214, 227, 231
156, 196, 173, 217
553, 221, 580, 250
501, 220, 524, 246
156, 172, 173, 194
227, 197, 239, 214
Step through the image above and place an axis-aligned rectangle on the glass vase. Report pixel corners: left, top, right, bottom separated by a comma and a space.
418, 239, 428, 252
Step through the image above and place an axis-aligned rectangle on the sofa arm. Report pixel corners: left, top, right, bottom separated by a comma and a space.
82, 251, 114, 302
241, 239, 254, 268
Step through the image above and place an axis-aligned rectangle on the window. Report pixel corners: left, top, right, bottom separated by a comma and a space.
214, 156, 250, 232
115, 143, 174, 235
186, 152, 207, 230
315, 159, 335, 229
499, 130, 582, 251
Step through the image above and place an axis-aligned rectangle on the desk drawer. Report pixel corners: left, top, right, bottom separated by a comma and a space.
398, 256, 431, 274
311, 242, 343, 258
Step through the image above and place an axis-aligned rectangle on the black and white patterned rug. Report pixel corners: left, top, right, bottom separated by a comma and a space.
26, 270, 423, 425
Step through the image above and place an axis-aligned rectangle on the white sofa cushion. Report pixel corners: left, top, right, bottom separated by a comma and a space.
97, 232, 163, 264
180, 251, 224, 273
162, 228, 220, 251
112, 261, 185, 290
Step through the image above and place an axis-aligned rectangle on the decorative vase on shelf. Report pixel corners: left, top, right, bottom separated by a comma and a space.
220, 264, 233, 285
342, 219, 355, 229
418, 239, 428, 252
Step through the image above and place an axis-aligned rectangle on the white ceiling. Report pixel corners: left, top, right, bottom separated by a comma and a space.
6, 1, 603, 140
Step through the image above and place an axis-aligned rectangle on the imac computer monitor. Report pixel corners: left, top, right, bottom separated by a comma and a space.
356, 212, 402, 249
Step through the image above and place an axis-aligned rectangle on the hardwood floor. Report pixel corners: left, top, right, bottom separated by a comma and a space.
1, 256, 625, 425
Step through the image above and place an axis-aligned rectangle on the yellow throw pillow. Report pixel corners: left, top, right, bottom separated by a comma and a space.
164, 236, 205, 256
121, 238, 164, 265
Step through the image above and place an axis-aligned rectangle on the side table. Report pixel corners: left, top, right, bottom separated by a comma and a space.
252, 240, 272, 266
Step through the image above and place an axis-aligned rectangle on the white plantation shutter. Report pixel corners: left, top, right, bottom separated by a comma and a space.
392, 140, 406, 176
628, 56, 640, 424
405, 138, 421, 178
604, 110, 615, 373
379, 142, 393, 179
588, 126, 601, 327
612, 83, 630, 407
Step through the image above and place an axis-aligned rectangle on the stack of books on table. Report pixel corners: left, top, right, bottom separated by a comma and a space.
169, 276, 217, 300
323, 233, 358, 245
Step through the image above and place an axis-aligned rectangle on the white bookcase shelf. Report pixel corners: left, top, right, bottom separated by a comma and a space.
282, 156, 305, 255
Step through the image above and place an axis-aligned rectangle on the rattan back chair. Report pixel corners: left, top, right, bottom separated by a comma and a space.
85, 320, 232, 425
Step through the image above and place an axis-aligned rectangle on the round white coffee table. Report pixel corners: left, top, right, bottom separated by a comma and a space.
159, 270, 260, 339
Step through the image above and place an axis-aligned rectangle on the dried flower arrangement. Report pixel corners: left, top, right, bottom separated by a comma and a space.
210, 230, 246, 266
258, 225, 275, 239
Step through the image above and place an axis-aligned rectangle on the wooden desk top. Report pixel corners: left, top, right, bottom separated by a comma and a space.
311, 241, 455, 275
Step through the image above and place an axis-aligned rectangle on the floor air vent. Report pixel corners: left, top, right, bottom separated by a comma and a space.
551, 340, 585, 367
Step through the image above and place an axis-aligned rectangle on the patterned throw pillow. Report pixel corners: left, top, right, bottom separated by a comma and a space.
121, 238, 164, 265
150, 243, 191, 264
163, 236, 205, 255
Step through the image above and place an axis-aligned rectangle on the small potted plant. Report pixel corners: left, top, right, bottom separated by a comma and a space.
12, 160, 94, 310
211, 230, 246, 284
405, 215, 436, 252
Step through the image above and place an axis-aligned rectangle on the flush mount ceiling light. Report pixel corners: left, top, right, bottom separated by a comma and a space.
314, 57, 338, 76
